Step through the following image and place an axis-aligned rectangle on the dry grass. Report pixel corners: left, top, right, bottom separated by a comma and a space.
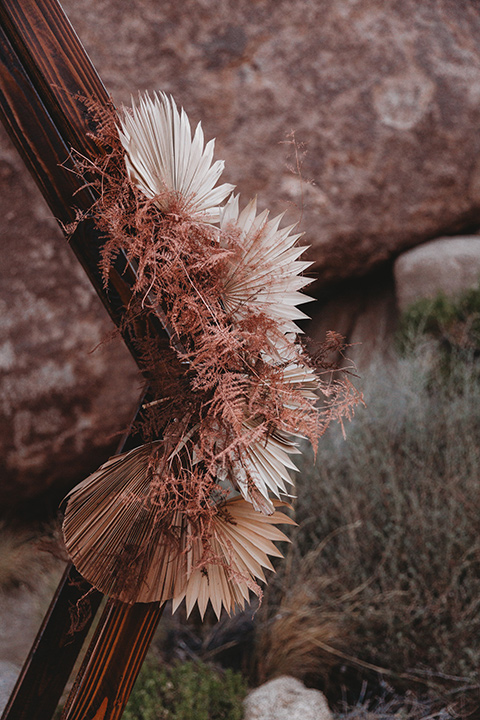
254, 341, 480, 716
256, 581, 342, 687
0, 522, 64, 592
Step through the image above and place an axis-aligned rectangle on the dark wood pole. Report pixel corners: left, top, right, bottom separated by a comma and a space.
0, 564, 102, 720
0, 1, 166, 718
60, 600, 163, 720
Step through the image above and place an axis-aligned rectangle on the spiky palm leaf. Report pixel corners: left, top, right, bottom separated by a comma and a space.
220, 195, 313, 339
63, 443, 294, 615
118, 91, 234, 221
172, 498, 295, 619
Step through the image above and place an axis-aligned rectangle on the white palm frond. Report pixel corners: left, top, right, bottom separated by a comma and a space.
118, 91, 234, 221
220, 195, 313, 337
234, 421, 300, 513
172, 498, 295, 619
276, 359, 320, 409
227, 357, 319, 511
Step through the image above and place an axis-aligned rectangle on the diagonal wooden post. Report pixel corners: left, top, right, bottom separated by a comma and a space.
0, 393, 153, 720
0, 564, 102, 720
60, 600, 163, 720
0, 1, 169, 718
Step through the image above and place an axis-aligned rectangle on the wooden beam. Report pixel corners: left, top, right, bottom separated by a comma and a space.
60, 600, 163, 720
0, 1, 169, 718
0, 17, 92, 222
1, 388, 151, 720
0, 0, 110, 165
0, 565, 102, 720
0, 0, 173, 345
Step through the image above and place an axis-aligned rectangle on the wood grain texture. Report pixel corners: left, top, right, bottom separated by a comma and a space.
0, 0, 110, 157
60, 600, 164, 720
0, 21, 91, 222
0, 389, 153, 720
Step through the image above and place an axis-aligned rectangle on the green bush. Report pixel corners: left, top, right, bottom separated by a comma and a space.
123, 659, 247, 720
397, 282, 480, 359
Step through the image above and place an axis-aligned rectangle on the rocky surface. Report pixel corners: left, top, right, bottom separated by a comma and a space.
394, 236, 480, 311
309, 235, 480, 368
62, 0, 480, 285
306, 269, 399, 368
0, 124, 140, 511
244, 675, 332, 720
0, 553, 66, 715
0, 660, 19, 716
3, 0, 480, 508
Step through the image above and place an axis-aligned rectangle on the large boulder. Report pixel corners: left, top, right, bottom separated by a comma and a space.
305, 269, 399, 369
63, 0, 480, 285
3, 0, 480, 509
0, 125, 140, 512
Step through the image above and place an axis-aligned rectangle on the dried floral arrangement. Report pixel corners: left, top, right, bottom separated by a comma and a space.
62, 92, 359, 619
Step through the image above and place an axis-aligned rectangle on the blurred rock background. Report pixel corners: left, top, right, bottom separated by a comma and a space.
2, 0, 480, 516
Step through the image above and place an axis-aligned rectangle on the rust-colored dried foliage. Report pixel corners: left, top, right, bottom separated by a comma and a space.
70, 102, 359, 600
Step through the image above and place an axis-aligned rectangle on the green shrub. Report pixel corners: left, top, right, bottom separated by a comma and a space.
397, 282, 480, 359
123, 659, 247, 720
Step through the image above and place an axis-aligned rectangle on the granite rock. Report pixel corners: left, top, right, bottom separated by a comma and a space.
0, 126, 140, 511
244, 676, 332, 720
394, 236, 480, 311
3, 0, 480, 508
62, 0, 480, 284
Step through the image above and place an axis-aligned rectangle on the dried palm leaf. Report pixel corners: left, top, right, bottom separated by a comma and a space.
229, 360, 320, 510
118, 92, 234, 221
171, 498, 296, 619
63, 444, 294, 615
220, 195, 313, 340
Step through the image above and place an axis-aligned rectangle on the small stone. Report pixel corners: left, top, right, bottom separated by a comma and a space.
243, 676, 332, 720
394, 236, 480, 311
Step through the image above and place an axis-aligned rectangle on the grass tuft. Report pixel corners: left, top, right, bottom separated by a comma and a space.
397, 280, 480, 360
254, 306, 480, 714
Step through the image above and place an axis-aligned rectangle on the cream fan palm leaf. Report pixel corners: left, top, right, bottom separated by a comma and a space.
63, 443, 294, 614
118, 92, 234, 221
220, 195, 313, 336
233, 422, 299, 513
231, 358, 320, 511
62, 441, 188, 605
172, 498, 295, 619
